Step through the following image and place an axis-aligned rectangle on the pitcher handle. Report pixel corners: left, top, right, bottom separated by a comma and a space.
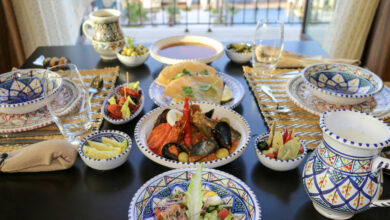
82, 20, 94, 41
369, 156, 390, 208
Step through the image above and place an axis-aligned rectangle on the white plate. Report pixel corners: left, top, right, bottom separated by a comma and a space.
149, 72, 245, 109
286, 76, 390, 119
150, 35, 224, 64
135, 102, 250, 168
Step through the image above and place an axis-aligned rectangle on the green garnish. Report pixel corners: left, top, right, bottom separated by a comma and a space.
182, 86, 194, 97
172, 73, 184, 80
201, 69, 210, 75
182, 69, 192, 76
129, 81, 139, 90
199, 84, 211, 91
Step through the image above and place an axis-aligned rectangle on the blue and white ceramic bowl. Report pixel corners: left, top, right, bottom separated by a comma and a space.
302, 63, 383, 105
135, 102, 250, 168
128, 167, 262, 220
102, 83, 144, 125
78, 130, 132, 171
149, 72, 245, 109
0, 69, 62, 114
254, 133, 307, 171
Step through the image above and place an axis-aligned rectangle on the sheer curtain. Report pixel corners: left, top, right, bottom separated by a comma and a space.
322, 0, 380, 60
11, 0, 92, 57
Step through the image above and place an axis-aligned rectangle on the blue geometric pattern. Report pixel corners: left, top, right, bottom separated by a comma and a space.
0, 76, 43, 104
309, 71, 374, 95
303, 144, 382, 216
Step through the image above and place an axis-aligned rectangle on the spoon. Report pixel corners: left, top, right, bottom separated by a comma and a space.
89, 75, 103, 99
261, 85, 290, 113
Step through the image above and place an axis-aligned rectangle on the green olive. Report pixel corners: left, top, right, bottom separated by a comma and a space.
178, 152, 189, 162
216, 148, 229, 159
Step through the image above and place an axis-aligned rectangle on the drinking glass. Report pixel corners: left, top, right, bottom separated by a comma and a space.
43, 64, 93, 145
252, 20, 284, 77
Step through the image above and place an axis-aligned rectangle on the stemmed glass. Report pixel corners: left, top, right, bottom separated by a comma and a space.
252, 19, 284, 77
43, 64, 93, 145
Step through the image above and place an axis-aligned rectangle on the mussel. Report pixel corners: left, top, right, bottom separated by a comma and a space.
191, 139, 218, 157
154, 109, 170, 128
162, 142, 187, 161
212, 122, 232, 149
204, 109, 214, 118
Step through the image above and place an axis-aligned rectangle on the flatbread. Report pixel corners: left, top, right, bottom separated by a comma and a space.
156, 61, 217, 87
164, 75, 223, 104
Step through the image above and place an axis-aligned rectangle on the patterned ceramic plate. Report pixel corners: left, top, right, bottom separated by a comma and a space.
0, 79, 80, 133
148, 72, 245, 109
286, 76, 390, 119
128, 167, 261, 220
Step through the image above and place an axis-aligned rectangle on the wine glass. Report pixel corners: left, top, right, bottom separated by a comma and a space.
252, 19, 284, 77
43, 64, 93, 145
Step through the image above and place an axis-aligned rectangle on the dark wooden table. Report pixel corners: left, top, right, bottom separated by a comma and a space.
1, 41, 389, 220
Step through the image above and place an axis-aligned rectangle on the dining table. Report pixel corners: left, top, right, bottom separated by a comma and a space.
1, 41, 389, 220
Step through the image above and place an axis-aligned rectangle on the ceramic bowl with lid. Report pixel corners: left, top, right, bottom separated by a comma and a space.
301, 63, 383, 105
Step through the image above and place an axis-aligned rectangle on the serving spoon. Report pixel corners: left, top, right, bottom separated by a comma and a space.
261, 85, 290, 113
89, 75, 103, 99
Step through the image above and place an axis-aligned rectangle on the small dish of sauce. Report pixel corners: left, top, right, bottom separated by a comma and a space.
158, 42, 217, 60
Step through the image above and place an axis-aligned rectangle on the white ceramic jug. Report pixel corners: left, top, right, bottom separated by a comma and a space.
302, 110, 390, 219
82, 9, 124, 60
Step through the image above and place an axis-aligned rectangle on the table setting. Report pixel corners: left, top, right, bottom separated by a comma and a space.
1, 8, 390, 220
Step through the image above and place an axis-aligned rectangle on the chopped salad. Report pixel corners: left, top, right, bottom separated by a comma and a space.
106, 81, 142, 120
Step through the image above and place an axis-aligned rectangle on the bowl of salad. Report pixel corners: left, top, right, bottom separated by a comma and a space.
254, 122, 307, 171
128, 164, 262, 219
102, 81, 144, 125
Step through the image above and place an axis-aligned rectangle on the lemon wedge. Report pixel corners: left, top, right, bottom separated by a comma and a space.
102, 137, 127, 152
87, 140, 118, 151
221, 85, 233, 102
83, 146, 121, 159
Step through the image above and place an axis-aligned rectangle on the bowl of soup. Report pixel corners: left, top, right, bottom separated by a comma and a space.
150, 35, 224, 64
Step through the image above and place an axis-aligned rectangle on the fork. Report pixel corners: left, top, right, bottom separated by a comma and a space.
261, 85, 290, 113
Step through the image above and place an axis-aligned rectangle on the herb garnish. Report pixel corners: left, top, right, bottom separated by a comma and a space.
182, 86, 194, 97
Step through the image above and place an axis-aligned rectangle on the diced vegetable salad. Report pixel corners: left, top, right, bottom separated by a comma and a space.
106, 81, 142, 120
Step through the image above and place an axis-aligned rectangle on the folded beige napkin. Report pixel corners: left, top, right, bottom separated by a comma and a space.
0, 140, 77, 173
255, 46, 361, 68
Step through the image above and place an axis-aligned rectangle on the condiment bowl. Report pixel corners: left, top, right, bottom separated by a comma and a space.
254, 133, 307, 171
116, 50, 150, 67
225, 43, 252, 64
78, 130, 132, 171
135, 101, 250, 168
101, 83, 144, 125
302, 63, 383, 105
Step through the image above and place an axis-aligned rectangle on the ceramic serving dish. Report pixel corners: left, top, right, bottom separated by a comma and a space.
286, 75, 390, 119
225, 43, 252, 64
78, 130, 132, 171
135, 102, 251, 168
150, 35, 224, 64
254, 133, 307, 171
101, 83, 144, 125
148, 72, 245, 109
128, 167, 262, 219
0, 69, 62, 114
117, 50, 150, 67
302, 63, 383, 105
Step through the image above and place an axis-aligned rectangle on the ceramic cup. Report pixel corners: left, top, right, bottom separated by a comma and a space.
82, 9, 124, 60
302, 110, 390, 219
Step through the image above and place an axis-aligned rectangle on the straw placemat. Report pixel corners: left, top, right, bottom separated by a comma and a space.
0, 67, 119, 153
243, 66, 390, 150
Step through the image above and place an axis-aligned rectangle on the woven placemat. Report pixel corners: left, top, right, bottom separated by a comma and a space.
0, 67, 119, 153
243, 66, 390, 150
